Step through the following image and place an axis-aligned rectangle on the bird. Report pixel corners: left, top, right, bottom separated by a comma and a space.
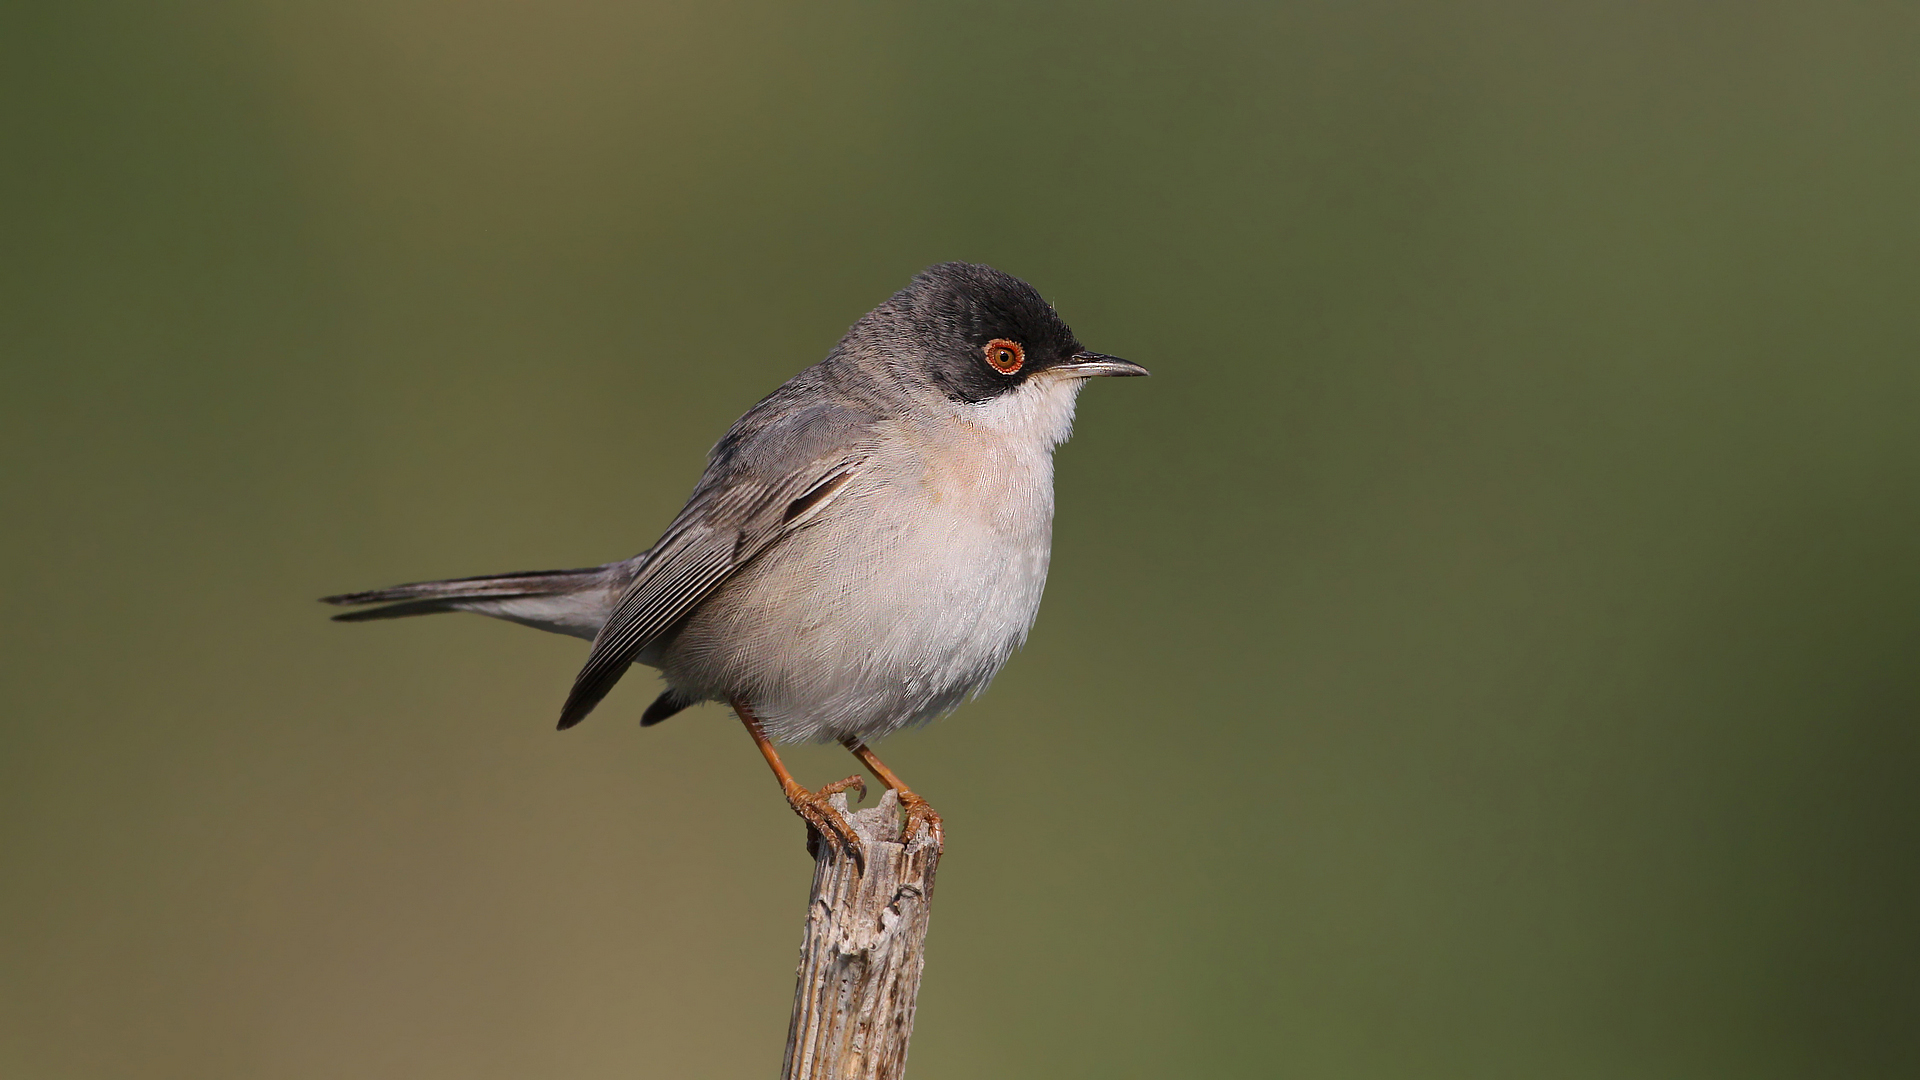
322, 262, 1147, 862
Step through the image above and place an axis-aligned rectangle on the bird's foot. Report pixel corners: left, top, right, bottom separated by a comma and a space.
785, 775, 868, 871
896, 789, 945, 852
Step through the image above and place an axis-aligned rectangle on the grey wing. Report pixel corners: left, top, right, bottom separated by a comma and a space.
555, 390, 876, 729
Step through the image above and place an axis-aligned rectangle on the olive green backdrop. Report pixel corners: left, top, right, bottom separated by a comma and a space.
4, 3, 1916, 1077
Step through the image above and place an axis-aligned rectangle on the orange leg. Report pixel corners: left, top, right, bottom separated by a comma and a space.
735, 699, 867, 868
843, 739, 944, 850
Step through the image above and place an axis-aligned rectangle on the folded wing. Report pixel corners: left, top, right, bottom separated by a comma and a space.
556, 387, 875, 729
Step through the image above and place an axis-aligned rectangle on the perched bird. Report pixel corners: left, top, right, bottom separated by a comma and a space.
323, 262, 1147, 859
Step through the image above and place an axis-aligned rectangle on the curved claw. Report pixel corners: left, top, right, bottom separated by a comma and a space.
897, 789, 945, 852
818, 773, 868, 806
782, 779, 867, 872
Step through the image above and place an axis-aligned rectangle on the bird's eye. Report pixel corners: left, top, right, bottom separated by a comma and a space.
984, 338, 1025, 375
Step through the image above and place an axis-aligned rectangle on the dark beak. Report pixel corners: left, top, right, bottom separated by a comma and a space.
1063, 351, 1151, 378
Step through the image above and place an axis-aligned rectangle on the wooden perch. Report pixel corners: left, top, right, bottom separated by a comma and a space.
782, 790, 943, 1080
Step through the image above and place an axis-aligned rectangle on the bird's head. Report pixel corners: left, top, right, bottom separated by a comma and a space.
836, 262, 1148, 410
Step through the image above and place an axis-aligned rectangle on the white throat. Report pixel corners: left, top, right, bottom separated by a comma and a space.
961, 372, 1087, 449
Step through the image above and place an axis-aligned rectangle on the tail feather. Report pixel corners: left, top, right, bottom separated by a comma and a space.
329, 597, 470, 623
321, 567, 605, 607
322, 562, 636, 641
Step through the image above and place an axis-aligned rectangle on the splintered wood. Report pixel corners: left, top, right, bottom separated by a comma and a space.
782, 791, 942, 1080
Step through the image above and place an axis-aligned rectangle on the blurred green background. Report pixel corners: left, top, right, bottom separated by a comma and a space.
4, 2, 1917, 1077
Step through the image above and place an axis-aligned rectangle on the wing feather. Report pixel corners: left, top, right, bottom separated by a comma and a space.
554, 448, 869, 729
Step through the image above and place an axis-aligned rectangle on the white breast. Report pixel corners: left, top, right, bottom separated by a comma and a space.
661, 374, 1087, 743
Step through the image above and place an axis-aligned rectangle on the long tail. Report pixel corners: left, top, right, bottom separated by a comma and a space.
321, 560, 637, 642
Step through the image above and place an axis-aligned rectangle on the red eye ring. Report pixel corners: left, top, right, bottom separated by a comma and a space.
984, 338, 1025, 374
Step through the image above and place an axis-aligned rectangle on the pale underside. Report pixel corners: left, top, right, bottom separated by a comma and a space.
652, 371, 1083, 742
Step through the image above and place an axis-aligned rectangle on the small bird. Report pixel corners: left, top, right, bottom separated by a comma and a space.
323, 262, 1146, 859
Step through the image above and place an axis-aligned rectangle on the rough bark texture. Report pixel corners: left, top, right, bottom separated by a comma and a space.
782, 791, 942, 1080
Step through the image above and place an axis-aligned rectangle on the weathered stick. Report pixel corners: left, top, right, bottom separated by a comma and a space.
782, 790, 942, 1080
